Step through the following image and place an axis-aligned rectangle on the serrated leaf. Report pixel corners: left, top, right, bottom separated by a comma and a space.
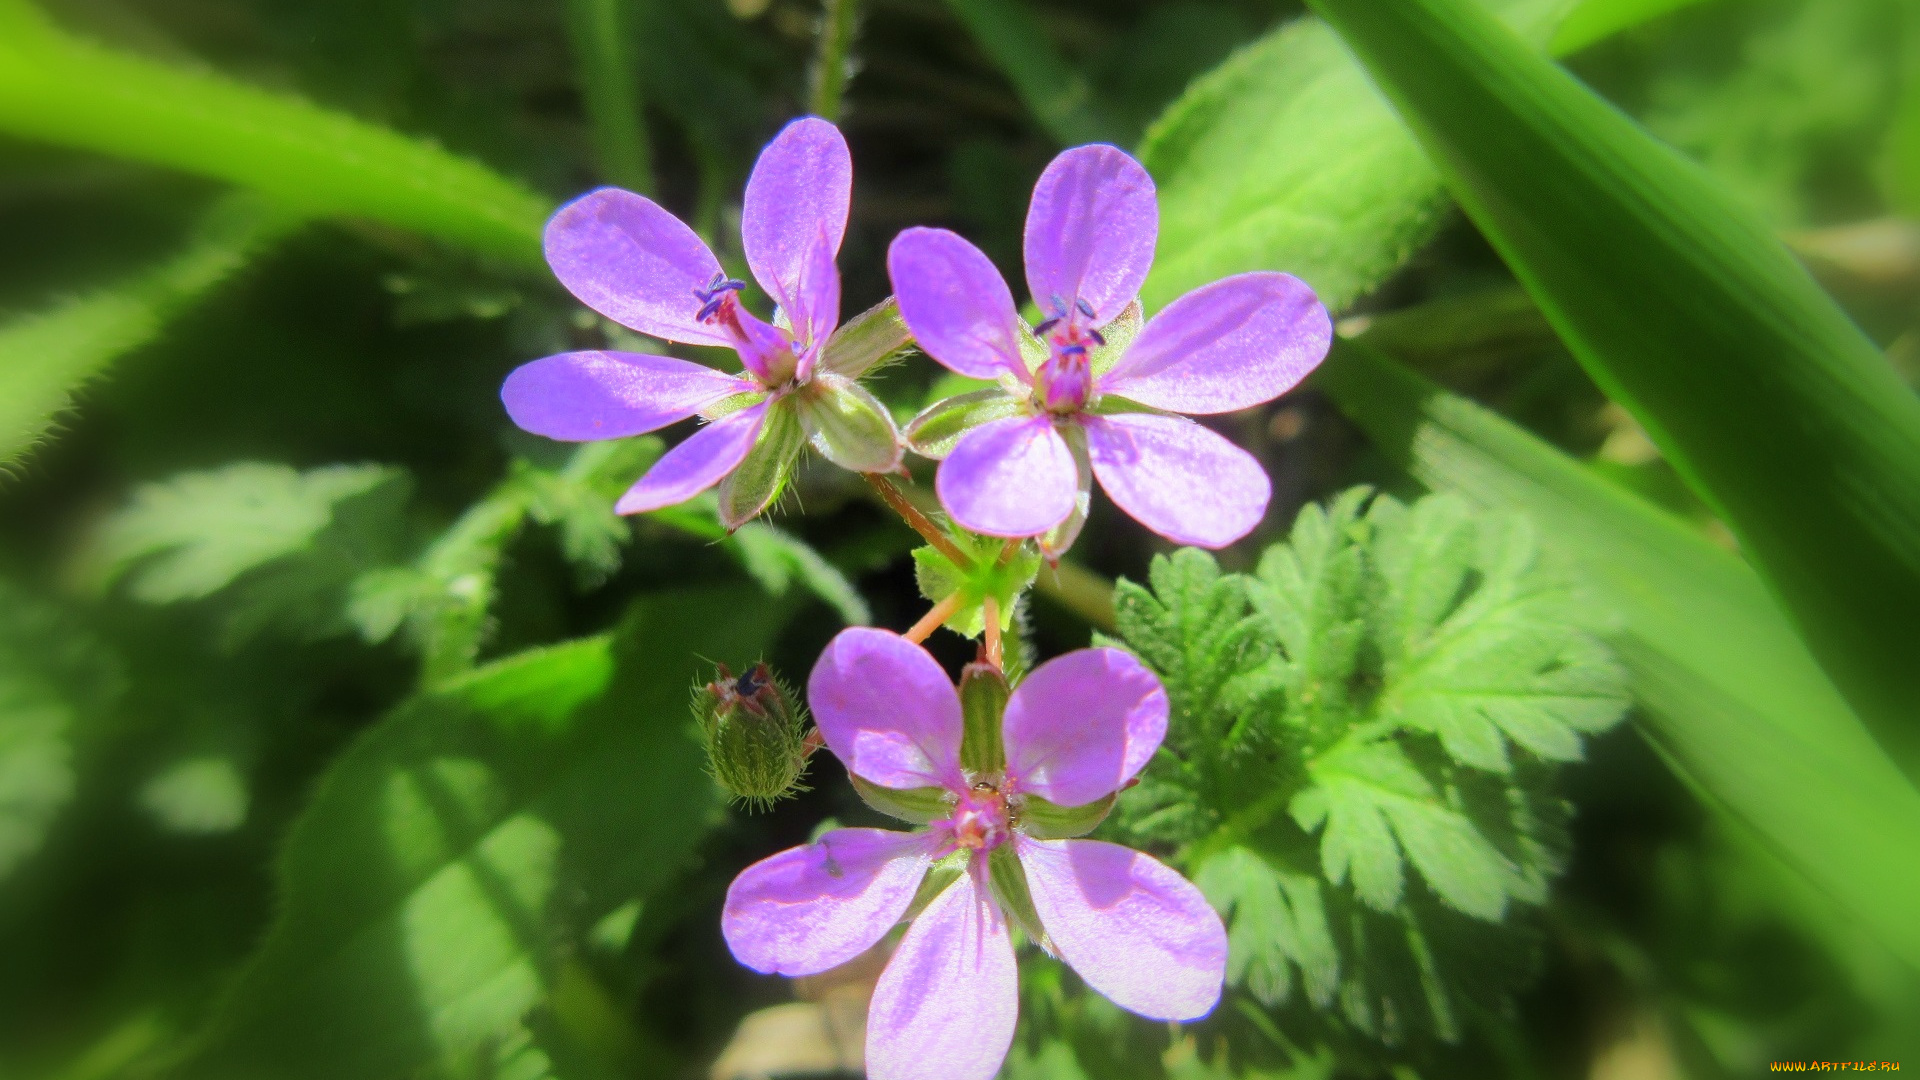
1193, 846, 1339, 1009
519, 440, 662, 584
911, 533, 1040, 640
185, 586, 790, 1080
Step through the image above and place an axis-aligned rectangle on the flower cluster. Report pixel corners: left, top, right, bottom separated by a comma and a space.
500, 115, 1332, 1080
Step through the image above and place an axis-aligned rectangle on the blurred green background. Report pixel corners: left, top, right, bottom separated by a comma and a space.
2, 0, 1919, 1077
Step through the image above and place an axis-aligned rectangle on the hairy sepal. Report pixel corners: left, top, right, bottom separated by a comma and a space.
817, 297, 913, 379
1017, 792, 1115, 839
796, 373, 903, 474
716, 400, 805, 530
904, 387, 1023, 460
851, 775, 952, 825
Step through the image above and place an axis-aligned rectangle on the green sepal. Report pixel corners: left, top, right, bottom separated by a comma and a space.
850, 774, 951, 825
796, 373, 903, 473
700, 388, 769, 422
911, 531, 1042, 639
715, 398, 805, 530
987, 845, 1052, 953
1016, 791, 1115, 839
958, 662, 1009, 775
818, 296, 912, 379
904, 854, 967, 922
904, 387, 1023, 460
1087, 299, 1143, 377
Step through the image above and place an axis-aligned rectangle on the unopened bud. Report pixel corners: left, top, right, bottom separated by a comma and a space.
693, 661, 810, 809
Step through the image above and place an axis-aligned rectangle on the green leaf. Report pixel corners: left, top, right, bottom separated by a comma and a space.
185, 586, 790, 1080
0, 2, 550, 264
1305, 0, 1920, 748
1137, 0, 1566, 314
1550, 0, 1721, 54
519, 440, 662, 585
728, 523, 871, 627
1318, 338, 1920, 969
1109, 492, 1624, 1043
938, 0, 1121, 146
139, 756, 249, 835
912, 532, 1041, 639
0, 193, 300, 469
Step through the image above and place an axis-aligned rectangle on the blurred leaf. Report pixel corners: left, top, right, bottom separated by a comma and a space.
562, 0, 654, 193
1192, 846, 1338, 1011
94, 462, 405, 604
139, 757, 249, 835
1550, 0, 1721, 54
1320, 339, 1920, 969
1137, 0, 1569, 314
184, 586, 789, 1080
940, 0, 1122, 146
1310, 0, 1920, 757
730, 523, 870, 627
518, 440, 662, 586
0, 1, 550, 264
0, 193, 300, 470
0, 581, 118, 882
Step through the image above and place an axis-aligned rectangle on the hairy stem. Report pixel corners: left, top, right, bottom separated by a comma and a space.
904, 593, 963, 644
982, 596, 1003, 669
808, 0, 864, 122
562, 0, 654, 193
864, 473, 973, 568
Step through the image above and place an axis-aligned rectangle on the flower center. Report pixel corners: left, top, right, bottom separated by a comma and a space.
1033, 294, 1104, 414
693, 272, 801, 388
946, 781, 1012, 852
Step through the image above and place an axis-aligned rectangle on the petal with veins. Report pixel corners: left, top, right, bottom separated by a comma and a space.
936, 415, 1078, 538
723, 828, 936, 977
809, 628, 966, 791
888, 227, 1029, 382
1017, 837, 1226, 1022
502, 351, 754, 441
612, 401, 767, 515
1023, 146, 1157, 325
544, 188, 730, 347
743, 117, 851, 345
1083, 413, 1270, 549
1099, 272, 1331, 414
1003, 648, 1167, 807
866, 871, 1018, 1080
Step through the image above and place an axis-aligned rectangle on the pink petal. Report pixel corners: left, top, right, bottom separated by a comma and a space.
501, 351, 755, 441
887, 227, 1029, 382
809, 628, 966, 791
544, 188, 730, 347
1003, 647, 1167, 807
1083, 412, 1270, 549
722, 828, 937, 977
866, 870, 1018, 1080
1099, 272, 1331, 414
743, 117, 850, 350
612, 400, 767, 515
792, 226, 841, 378
1015, 837, 1226, 1022
1023, 145, 1157, 325
935, 415, 1078, 538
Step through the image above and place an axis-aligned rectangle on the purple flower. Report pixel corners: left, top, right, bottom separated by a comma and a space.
721, 628, 1227, 1080
890, 145, 1332, 552
502, 117, 903, 529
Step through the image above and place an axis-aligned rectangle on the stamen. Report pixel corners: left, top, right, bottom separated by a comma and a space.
1074, 297, 1096, 319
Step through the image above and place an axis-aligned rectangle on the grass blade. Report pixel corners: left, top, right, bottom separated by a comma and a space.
563, 0, 655, 193
1319, 340, 1920, 969
1307, 0, 1920, 750
940, 0, 1120, 146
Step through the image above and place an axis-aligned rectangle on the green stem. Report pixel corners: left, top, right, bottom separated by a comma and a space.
808, 0, 864, 123
563, 0, 655, 193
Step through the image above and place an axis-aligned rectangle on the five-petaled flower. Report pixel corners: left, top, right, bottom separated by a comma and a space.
890, 144, 1332, 552
721, 628, 1227, 1080
502, 116, 902, 530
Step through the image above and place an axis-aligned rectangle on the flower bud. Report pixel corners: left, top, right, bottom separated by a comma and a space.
692, 661, 810, 809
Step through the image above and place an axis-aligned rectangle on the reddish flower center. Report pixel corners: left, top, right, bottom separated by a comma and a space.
946, 781, 1012, 852
694, 273, 801, 388
1033, 295, 1104, 413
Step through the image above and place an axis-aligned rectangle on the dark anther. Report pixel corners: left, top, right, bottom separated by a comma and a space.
1074, 297, 1096, 319
1060, 343, 1088, 358
734, 663, 769, 697
1034, 316, 1061, 336
694, 273, 747, 323
1088, 328, 1107, 347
